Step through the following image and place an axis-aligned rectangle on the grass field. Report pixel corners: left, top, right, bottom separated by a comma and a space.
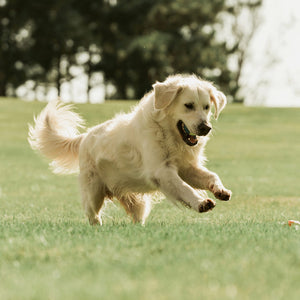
0, 98, 300, 300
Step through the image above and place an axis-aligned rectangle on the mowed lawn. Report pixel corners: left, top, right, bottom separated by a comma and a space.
0, 99, 300, 300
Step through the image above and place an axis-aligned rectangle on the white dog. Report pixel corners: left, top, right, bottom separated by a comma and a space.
28, 74, 232, 225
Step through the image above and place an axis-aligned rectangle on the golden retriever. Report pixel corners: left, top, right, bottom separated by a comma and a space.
28, 74, 232, 225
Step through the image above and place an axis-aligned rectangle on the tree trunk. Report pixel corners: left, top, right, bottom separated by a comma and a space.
56, 56, 61, 98
0, 74, 7, 97
86, 57, 92, 103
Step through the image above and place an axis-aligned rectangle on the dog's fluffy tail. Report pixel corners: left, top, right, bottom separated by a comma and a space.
28, 100, 85, 174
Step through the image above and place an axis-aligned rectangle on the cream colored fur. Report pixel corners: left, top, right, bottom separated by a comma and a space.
28, 74, 232, 225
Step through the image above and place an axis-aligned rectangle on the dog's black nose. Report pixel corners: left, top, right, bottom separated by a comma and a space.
197, 122, 211, 136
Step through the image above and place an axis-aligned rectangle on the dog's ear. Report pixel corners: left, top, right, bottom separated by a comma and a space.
210, 89, 227, 119
153, 82, 182, 110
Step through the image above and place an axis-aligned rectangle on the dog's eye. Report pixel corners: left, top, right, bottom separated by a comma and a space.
184, 103, 194, 110
204, 104, 210, 110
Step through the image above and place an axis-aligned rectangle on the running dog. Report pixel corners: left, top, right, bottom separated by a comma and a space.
28, 74, 232, 225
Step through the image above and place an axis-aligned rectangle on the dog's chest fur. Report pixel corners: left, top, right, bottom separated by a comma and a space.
84, 94, 209, 194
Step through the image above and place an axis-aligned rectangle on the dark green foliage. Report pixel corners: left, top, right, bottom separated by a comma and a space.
0, 0, 28, 96
98, 0, 231, 99
0, 0, 262, 100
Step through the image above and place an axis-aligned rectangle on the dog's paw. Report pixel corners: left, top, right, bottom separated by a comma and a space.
198, 198, 216, 213
88, 215, 103, 226
214, 188, 232, 201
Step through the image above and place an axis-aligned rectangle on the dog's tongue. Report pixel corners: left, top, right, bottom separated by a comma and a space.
182, 122, 198, 145
188, 134, 197, 144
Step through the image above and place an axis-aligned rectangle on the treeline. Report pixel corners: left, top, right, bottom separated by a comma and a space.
0, 0, 261, 101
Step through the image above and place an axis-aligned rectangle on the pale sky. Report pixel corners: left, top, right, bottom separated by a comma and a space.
241, 0, 300, 106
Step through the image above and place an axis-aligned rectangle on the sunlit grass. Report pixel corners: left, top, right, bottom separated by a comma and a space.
0, 99, 300, 300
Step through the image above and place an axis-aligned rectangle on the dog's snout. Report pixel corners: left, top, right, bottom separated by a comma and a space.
197, 122, 211, 136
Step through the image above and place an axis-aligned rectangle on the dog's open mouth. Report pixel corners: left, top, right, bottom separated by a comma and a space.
177, 120, 198, 146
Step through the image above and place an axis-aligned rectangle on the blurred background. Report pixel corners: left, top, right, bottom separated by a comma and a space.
0, 0, 299, 105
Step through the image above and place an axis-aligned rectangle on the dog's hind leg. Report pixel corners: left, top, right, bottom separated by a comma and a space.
119, 194, 152, 225
79, 170, 106, 225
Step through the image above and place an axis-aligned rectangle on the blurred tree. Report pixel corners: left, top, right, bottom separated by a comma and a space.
97, 0, 233, 99
24, 0, 86, 97
0, 0, 29, 96
0, 0, 262, 101
0, 0, 87, 98
90, 0, 262, 100
73, 0, 107, 101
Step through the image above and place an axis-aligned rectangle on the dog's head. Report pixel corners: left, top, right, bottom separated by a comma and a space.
153, 75, 227, 146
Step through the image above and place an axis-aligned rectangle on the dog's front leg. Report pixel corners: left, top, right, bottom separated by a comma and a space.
152, 166, 216, 213
179, 166, 232, 201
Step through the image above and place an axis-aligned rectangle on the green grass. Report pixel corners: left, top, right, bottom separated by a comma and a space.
0, 98, 300, 300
